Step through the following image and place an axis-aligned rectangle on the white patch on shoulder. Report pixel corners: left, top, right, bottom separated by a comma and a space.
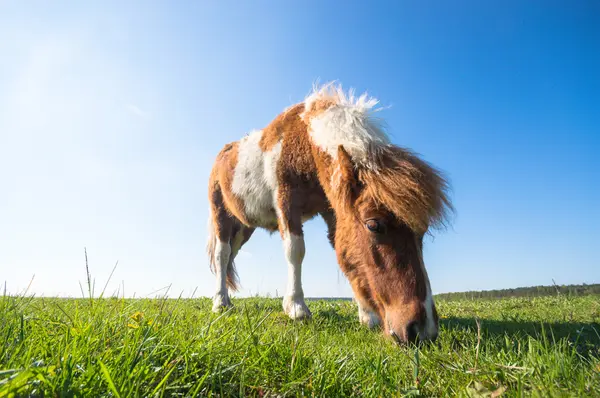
232, 129, 281, 227
302, 82, 391, 168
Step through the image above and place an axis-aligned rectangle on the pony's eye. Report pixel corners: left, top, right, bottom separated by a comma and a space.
366, 219, 384, 233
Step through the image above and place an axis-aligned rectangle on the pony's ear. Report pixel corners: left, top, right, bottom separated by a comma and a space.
332, 145, 359, 211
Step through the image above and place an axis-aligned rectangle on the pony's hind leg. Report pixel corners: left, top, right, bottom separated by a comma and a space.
207, 186, 242, 312
208, 213, 254, 313
212, 238, 232, 311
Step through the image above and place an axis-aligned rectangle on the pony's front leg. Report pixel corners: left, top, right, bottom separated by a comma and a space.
281, 231, 311, 319
356, 298, 381, 328
349, 279, 382, 329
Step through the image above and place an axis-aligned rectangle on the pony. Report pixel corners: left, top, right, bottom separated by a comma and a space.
206, 82, 453, 343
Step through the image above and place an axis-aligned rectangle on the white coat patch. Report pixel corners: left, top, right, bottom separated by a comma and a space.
231, 129, 281, 228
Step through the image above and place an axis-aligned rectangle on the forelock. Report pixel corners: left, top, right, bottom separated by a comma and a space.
357, 146, 454, 235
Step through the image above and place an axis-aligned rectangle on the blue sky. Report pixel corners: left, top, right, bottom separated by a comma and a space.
1, 1, 598, 298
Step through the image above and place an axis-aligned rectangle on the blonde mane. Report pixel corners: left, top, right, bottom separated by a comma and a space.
302, 81, 393, 169
303, 81, 385, 116
302, 82, 453, 235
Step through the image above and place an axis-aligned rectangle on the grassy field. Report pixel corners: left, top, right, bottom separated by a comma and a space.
1, 293, 599, 397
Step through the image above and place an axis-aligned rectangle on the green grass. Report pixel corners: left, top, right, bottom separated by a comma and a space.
1, 293, 599, 397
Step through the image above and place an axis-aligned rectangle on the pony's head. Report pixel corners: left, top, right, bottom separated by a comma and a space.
332, 145, 452, 343
302, 83, 453, 343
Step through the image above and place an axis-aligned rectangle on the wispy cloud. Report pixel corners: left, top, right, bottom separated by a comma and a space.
125, 103, 150, 119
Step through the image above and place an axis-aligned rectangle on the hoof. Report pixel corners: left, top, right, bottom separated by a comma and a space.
212, 293, 232, 313
283, 296, 312, 320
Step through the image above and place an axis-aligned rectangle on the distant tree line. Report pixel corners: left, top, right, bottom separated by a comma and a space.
434, 283, 600, 301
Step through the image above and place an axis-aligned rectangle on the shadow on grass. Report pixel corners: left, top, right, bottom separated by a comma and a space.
207, 299, 600, 356
441, 317, 600, 354
312, 307, 600, 353
314, 306, 599, 340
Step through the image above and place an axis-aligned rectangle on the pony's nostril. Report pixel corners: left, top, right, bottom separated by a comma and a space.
389, 329, 402, 345
405, 321, 420, 343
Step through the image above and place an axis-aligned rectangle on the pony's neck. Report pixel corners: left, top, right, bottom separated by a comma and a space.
309, 145, 353, 216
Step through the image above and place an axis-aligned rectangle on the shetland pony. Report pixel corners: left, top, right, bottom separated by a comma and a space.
206, 83, 452, 343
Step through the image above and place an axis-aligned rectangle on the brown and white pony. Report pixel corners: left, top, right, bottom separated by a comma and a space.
206, 83, 453, 343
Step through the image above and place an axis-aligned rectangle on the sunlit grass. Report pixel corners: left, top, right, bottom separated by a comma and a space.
1, 292, 599, 396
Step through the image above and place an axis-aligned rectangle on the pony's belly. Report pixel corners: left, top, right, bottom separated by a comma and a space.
244, 200, 279, 230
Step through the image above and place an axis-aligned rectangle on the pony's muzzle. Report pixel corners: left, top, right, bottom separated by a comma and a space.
387, 318, 438, 345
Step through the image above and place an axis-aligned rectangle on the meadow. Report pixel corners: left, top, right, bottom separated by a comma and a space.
1, 291, 599, 397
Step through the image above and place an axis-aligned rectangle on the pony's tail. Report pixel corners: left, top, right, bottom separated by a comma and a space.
206, 205, 217, 276
226, 254, 240, 292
